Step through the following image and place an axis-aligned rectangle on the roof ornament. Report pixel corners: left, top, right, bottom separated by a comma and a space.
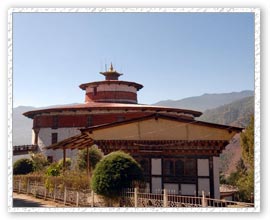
109, 63, 114, 72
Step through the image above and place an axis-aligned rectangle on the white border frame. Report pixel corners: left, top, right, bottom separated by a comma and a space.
7, 7, 260, 212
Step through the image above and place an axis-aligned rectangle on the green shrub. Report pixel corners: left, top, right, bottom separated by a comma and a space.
29, 152, 48, 171
77, 145, 103, 172
13, 158, 34, 175
57, 158, 72, 170
46, 162, 60, 176
91, 151, 143, 199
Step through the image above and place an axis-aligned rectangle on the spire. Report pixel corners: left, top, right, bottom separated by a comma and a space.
100, 63, 123, 80
109, 63, 114, 72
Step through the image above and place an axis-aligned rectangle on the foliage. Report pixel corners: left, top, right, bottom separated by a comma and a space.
46, 162, 60, 176
13, 158, 34, 175
240, 116, 254, 168
57, 158, 72, 170
199, 96, 254, 127
77, 145, 103, 172
91, 151, 143, 199
30, 152, 48, 171
13, 171, 90, 192
223, 117, 254, 202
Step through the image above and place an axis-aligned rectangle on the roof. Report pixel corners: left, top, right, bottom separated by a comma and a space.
45, 113, 242, 151
81, 113, 243, 133
23, 102, 203, 119
79, 80, 144, 91
46, 133, 94, 150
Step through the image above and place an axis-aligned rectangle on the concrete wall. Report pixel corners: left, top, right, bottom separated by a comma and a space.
213, 156, 221, 199
197, 159, 209, 176
35, 127, 81, 161
181, 184, 196, 196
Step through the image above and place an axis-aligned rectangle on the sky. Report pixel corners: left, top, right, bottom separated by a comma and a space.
12, 11, 255, 107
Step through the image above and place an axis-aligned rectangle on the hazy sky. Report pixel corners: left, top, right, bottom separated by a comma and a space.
13, 12, 254, 107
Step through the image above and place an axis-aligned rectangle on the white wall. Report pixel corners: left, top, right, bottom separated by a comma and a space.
198, 178, 210, 196
35, 127, 82, 161
164, 183, 179, 194
181, 184, 196, 196
213, 156, 221, 199
197, 159, 209, 176
152, 177, 162, 193
151, 158, 161, 175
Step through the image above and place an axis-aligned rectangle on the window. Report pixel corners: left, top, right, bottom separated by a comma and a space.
87, 115, 93, 127
163, 158, 196, 177
93, 87, 97, 96
51, 133, 58, 144
175, 160, 184, 176
164, 160, 174, 175
52, 116, 58, 129
47, 156, 53, 163
184, 159, 196, 176
140, 159, 150, 175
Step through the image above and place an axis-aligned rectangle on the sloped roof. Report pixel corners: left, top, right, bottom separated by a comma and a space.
23, 102, 203, 119
81, 113, 243, 133
45, 113, 242, 151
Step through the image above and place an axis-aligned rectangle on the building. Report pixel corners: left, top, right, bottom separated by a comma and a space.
23, 64, 242, 198
23, 64, 202, 162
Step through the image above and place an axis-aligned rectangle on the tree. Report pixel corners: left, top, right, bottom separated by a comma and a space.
91, 151, 143, 199
30, 152, 48, 171
240, 116, 254, 168
58, 158, 72, 170
13, 158, 34, 175
77, 145, 103, 173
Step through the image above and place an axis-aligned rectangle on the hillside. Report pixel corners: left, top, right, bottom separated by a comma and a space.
153, 90, 254, 112
12, 106, 37, 145
198, 96, 254, 176
199, 96, 254, 127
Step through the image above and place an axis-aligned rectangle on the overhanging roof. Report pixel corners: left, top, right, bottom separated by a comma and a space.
45, 133, 94, 150
45, 113, 242, 151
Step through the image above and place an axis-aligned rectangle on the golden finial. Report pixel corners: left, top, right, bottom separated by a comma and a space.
109, 63, 114, 72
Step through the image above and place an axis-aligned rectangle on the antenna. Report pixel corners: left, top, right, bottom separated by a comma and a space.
105, 63, 107, 71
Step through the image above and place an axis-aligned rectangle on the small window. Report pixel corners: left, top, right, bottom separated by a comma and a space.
52, 116, 58, 129
47, 156, 53, 163
51, 133, 58, 144
87, 115, 93, 127
93, 87, 97, 96
164, 160, 174, 176
140, 159, 150, 175
184, 159, 196, 176
175, 159, 184, 176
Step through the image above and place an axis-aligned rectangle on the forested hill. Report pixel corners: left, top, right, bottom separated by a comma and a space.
198, 96, 254, 128
153, 90, 254, 112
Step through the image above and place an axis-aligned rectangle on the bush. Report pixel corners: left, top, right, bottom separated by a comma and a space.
91, 151, 143, 199
58, 158, 72, 170
77, 145, 103, 172
30, 152, 48, 171
46, 162, 60, 176
13, 158, 34, 175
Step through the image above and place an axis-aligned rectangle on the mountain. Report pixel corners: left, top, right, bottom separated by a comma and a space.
198, 96, 254, 127
153, 90, 254, 112
12, 106, 37, 145
197, 96, 254, 176
12, 103, 79, 146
